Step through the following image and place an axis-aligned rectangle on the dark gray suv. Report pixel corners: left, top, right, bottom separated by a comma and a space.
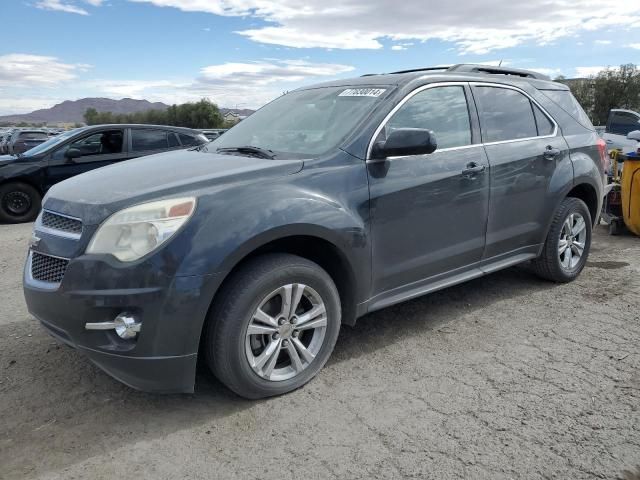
23, 65, 606, 399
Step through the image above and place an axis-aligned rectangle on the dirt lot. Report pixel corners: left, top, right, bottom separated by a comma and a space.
1, 222, 639, 480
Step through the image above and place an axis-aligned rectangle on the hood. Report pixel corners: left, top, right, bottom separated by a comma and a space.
44, 149, 304, 225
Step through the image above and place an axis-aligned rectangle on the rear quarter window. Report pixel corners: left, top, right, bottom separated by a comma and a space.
540, 90, 593, 130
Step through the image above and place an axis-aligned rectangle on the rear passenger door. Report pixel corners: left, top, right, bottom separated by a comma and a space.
128, 128, 183, 158
471, 84, 570, 259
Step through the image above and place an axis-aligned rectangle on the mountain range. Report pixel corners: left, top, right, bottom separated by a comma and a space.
0, 98, 255, 125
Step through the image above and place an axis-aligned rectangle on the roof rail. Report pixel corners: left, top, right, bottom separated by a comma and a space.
364, 64, 552, 81
388, 66, 452, 75
447, 64, 551, 80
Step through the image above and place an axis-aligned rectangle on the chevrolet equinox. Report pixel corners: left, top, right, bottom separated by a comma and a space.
23, 64, 606, 399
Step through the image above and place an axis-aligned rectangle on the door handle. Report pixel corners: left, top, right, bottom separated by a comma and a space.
606, 139, 614, 144
543, 146, 561, 160
461, 162, 486, 177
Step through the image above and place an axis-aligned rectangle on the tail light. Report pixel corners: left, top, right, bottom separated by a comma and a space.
596, 138, 608, 172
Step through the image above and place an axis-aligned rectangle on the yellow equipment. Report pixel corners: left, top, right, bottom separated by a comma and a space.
621, 154, 640, 236
608, 149, 640, 236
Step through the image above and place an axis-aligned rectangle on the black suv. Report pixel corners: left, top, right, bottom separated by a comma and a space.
23, 65, 605, 399
0, 124, 208, 223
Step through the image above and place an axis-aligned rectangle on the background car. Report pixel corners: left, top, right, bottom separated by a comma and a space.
601, 108, 640, 152
7, 130, 49, 155
0, 124, 208, 223
0, 129, 17, 154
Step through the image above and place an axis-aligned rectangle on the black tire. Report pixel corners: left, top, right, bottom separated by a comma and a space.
0, 182, 41, 224
532, 197, 592, 283
204, 253, 341, 399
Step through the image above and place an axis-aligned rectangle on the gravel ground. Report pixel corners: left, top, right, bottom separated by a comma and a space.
1, 222, 639, 480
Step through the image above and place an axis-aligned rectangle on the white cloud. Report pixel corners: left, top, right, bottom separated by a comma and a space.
0, 54, 90, 87
574, 66, 607, 78
595, 40, 612, 45
129, 0, 640, 54
391, 43, 414, 51
198, 59, 354, 86
2, 58, 354, 115
628, 43, 640, 50
35, 0, 103, 15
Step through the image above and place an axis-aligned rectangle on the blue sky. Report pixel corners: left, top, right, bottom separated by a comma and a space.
0, 0, 639, 115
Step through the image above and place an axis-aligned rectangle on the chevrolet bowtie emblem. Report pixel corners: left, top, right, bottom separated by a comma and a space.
29, 234, 41, 249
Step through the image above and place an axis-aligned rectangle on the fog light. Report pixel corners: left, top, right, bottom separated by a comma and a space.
85, 312, 141, 339
114, 313, 142, 339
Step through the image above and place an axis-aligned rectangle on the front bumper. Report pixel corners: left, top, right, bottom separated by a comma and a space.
24, 252, 220, 394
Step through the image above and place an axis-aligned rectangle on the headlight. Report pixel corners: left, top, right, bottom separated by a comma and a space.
86, 197, 196, 262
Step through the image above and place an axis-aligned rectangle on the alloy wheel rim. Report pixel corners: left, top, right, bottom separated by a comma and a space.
3, 191, 31, 216
245, 283, 327, 381
558, 212, 587, 270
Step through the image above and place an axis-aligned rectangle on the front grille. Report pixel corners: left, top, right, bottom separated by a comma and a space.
31, 252, 69, 283
41, 211, 82, 235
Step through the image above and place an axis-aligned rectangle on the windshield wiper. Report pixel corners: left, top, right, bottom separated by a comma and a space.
216, 146, 276, 159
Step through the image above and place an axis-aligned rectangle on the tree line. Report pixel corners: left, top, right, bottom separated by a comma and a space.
84, 98, 228, 129
559, 64, 640, 126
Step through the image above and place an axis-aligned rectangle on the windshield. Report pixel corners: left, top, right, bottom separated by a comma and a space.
22, 128, 86, 157
210, 86, 389, 158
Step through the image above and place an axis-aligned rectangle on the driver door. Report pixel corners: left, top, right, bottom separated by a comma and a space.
46, 129, 128, 188
367, 84, 490, 296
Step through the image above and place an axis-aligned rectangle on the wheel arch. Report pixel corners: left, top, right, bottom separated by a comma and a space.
566, 182, 599, 226
0, 177, 44, 196
204, 226, 364, 337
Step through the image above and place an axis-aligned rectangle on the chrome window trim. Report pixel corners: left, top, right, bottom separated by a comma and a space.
470, 82, 559, 145
366, 81, 559, 160
366, 82, 470, 160
36, 209, 83, 240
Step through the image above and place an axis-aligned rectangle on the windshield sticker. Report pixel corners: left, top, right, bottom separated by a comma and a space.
338, 88, 386, 97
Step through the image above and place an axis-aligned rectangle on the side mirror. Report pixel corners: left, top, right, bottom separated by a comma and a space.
371, 128, 437, 160
65, 148, 82, 160
627, 130, 640, 142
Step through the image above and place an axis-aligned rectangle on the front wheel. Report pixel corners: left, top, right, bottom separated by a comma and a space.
0, 182, 41, 223
204, 254, 341, 399
532, 197, 592, 283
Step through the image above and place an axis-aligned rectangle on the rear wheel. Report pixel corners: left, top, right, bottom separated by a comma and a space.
204, 253, 341, 399
0, 182, 41, 223
532, 197, 591, 283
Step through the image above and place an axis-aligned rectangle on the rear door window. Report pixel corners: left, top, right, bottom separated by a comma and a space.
131, 129, 170, 151
474, 87, 538, 143
383, 85, 472, 149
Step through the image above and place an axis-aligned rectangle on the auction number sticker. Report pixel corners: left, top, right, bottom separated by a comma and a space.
339, 88, 386, 97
